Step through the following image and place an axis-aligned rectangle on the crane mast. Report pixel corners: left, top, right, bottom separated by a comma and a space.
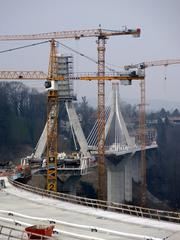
139, 78, 146, 206
46, 39, 59, 191
124, 58, 180, 206
97, 36, 106, 200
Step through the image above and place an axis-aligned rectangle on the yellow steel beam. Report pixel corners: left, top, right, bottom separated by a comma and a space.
0, 71, 144, 81
46, 39, 59, 192
0, 71, 63, 80
78, 76, 144, 81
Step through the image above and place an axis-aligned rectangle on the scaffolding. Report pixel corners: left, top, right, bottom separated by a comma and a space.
57, 55, 76, 100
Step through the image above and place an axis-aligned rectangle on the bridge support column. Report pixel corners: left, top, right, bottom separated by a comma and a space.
125, 158, 132, 202
106, 154, 134, 204
106, 159, 125, 203
57, 175, 81, 195
132, 155, 141, 183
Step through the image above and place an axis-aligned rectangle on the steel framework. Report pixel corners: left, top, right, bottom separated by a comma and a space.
97, 36, 106, 200
139, 79, 146, 206
0, 27, 141, 196
46, 39, 58, 191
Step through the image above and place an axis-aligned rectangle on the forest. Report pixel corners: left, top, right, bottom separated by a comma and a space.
0, 82, 46, 162
0, 82, 179, 209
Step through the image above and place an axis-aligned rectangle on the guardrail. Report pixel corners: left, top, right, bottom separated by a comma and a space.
8, 177, 180, 224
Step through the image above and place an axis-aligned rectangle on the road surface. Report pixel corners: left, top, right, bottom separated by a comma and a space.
0, 177, 180, 240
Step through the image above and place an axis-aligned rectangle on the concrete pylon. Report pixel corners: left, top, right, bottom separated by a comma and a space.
105, 82, 134, 204
33, 54, 90, 159
33, 105, 57, 159
32, 101, 90, 159
65, 101, 90, 157
105, 82, 133, 148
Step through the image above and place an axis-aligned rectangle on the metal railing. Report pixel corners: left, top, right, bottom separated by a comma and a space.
8, 177, 180, 224
0, 224, 54, 239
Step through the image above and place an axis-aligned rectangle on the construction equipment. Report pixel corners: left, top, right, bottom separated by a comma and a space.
0, 71, 144, 81
46, 39, 59, 191
124, 59, 180, 206
124, 59, 180, 70
0, 28, 140, 41
0, 67, 144, 191
0, 27, 141, 198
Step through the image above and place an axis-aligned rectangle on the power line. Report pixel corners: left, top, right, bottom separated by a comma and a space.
0, 40, 50, 54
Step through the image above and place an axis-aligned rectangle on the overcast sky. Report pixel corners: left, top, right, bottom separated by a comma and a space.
0, 0, 180, 109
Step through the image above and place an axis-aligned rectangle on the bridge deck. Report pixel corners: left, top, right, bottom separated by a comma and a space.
0, 177, 179, 240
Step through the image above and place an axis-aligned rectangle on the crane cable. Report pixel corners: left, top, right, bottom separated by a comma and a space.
0, 40, 50, 54
55, 40, 117, 73
0, 39, 119, 72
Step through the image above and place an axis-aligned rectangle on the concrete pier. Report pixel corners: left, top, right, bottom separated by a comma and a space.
107, 161, 125, 203
132, 155, 141, 183
106, 156, 133, 204
125, 158, 132, 202
58, 175, 81, 195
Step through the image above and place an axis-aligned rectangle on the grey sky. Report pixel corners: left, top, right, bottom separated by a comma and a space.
0, 0, 180, 108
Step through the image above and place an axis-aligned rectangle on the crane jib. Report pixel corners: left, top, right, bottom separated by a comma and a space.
0, 28, 141, 41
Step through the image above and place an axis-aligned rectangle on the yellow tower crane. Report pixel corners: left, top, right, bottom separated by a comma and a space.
0, 27, 141, 198
124, 58, 180, 206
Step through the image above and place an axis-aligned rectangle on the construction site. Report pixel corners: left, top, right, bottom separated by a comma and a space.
0, 1, 180, 239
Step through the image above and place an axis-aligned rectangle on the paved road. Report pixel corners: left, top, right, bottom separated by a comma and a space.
0, 177, 180, 240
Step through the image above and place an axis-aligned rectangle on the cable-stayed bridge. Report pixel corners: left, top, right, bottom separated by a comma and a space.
31, 81, 157, 204
88, 82, 156, 156
86, 82, 157, 203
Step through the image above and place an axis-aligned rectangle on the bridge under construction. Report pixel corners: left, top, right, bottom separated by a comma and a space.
29, 75, 157, 204
0, 27, 180, 240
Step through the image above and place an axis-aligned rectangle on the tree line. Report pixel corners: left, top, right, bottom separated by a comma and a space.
0, 82, 46, 162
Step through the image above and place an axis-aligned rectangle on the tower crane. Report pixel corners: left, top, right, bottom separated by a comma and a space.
0, 28, 140, 41
124, 59, 180, 206
124, 59, 180, 70
0, 67, 144, 193
0, 71, 144, 81
0, 27, 141, 199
